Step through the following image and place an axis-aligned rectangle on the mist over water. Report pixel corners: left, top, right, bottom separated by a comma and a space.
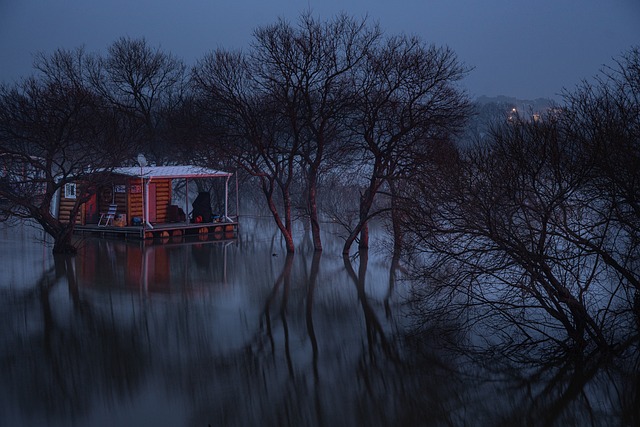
0, 219, 637, 426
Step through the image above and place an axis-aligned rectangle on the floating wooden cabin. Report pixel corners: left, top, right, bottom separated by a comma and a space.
62, 165, 238, 241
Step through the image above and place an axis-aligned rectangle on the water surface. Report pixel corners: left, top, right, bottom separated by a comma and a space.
0, 220, 636, 426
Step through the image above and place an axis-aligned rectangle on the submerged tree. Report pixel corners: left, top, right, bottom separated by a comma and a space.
0, 48, 133, 253
341, 35, 471, 255
251, 13, 382, 252
403, 114, 611, 352
560, 46, 640, 296
191, 13, 382, 253
191, 12, 473, 254
191, 50, 299, 253
402, 48, 640, 353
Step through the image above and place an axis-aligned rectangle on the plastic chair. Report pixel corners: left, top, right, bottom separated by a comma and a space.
98, 204, 117, 227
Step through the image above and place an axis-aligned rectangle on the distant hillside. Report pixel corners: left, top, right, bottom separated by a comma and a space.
474, 95, 555, 114
459, 96, 557, 146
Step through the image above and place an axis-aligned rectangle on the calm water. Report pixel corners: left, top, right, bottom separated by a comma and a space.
1, 220, 638, 427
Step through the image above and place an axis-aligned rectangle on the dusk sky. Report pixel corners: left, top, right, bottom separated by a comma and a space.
1, 0, 638, 100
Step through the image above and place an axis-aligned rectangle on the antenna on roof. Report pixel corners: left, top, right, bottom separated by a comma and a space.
136, 153, 147, 167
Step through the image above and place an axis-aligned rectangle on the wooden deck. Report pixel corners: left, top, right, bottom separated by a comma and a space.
74, 220, 239, 242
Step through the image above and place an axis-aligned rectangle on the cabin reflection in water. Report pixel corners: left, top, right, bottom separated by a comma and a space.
76, 238, 234, 293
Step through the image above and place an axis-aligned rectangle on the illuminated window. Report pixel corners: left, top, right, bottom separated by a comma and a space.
64, 183, 77, 199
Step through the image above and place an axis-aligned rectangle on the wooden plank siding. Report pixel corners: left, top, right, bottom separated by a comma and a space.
58, 197, 81, 224
153, 179, 172, 224
128, 184, 143, 222
126, 178, 172, 225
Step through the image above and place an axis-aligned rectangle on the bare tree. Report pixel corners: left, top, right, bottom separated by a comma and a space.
342, 36, 471, 255
403, 115, 619, 351
87, 37, 187, 162
402, 48, 640, 354
191, 50, 299, 252
191, 14, 381, 253
560, 46, 640, 295
251, 12, 382, 252
190, 13, 472, 255
0, 48, 133, 253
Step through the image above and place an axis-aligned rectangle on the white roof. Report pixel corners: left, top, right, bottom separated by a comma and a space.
111, 165, 232, 179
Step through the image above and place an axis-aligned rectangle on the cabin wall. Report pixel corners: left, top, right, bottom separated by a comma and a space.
113, 191, 127, 213
58, 181, 85, 225
127, 178, 143, 223
126, 178, 172, 225
59, 176, 175, 226
58, 196, 81, 224
154, 179, 172, 223
95, 181, 128, 224
59, 179, 128, 225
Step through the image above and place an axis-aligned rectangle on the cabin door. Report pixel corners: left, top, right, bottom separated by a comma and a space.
85, 194, 98, 224
148, 183, 157, 223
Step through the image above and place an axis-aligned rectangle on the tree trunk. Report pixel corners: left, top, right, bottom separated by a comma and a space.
270, 206, 295, 253
282, 191, 295, 254
257, 175, 296, 253
52, 225, 77, 255
307, 168, 323, 252
343, 180, 379, 255
263, 186, 295, 254
34, 207, 79, 255
390, 184, 404, 260
358, 222, 369, 250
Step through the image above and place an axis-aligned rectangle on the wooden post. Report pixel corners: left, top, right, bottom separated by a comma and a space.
184, 178, 189, 223
225, 175, 230, 221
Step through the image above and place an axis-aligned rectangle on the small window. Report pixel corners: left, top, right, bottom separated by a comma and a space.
64, 183, 77, 199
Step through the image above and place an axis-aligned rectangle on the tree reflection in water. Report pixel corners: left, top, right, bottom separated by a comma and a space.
1, 253, 149, 425
0, 222, 639, 426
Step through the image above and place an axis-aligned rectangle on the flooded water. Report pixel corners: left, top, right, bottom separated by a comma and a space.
1, 219, 638, 427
